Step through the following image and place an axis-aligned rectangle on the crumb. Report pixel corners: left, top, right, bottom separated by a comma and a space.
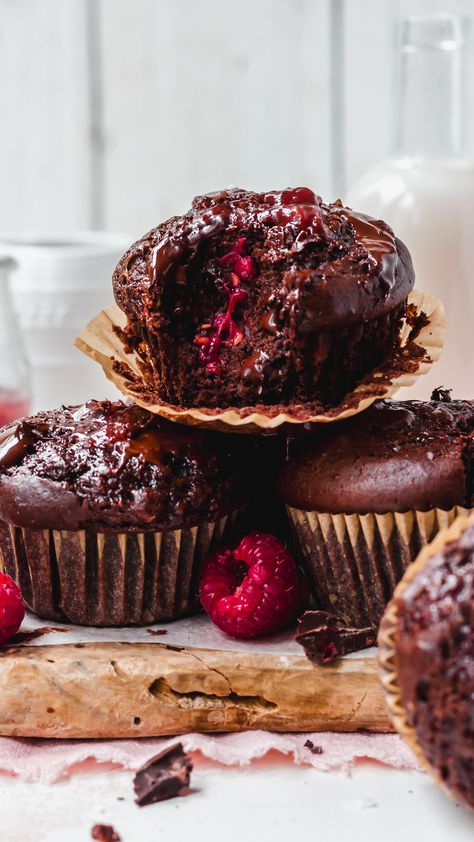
91, 824, 121, 842
10, 626, 71, 645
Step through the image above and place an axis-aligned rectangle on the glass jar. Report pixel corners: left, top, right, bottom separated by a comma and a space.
0, 257, 30, 425
347, 14, 474, 398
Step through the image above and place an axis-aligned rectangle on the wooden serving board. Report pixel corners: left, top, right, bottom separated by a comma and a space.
0, 614, 391, 738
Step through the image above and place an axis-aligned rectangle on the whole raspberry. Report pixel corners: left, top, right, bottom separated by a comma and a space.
0, 572, 24, 645
200, 532, 309, 639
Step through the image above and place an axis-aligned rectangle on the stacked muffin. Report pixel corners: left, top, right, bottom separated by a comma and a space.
0, 186, 446, 626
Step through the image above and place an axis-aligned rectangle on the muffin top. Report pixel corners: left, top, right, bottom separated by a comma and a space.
113, 186, 414, 342
0, 400, 245, 531
279, 390, 474, 513
394, 521, 474, 808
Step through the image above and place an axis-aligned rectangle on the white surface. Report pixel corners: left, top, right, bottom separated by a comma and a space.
0, 763, 473, 842
21, 610, 377, 661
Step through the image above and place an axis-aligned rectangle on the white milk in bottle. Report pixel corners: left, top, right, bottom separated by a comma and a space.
347, 15, 474, 399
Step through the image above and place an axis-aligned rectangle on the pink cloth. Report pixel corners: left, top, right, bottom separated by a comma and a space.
0, 732, 419, 783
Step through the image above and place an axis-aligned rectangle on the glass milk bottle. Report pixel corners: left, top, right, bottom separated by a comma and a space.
347, 14, 474, 399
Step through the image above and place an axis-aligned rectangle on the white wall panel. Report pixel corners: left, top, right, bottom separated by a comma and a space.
99, 0, 332, 236
0, 0, 93, 231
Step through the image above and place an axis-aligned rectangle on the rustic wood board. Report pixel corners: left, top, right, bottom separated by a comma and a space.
0, 615, 390, 738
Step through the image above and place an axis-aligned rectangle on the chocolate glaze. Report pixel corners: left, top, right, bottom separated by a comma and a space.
114, 187, 413, 336
0, 400, 245, 531
279, 393, 474, 514
395, 523, 474, 809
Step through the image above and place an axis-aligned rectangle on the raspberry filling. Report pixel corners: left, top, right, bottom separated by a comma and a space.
200, 532, 309, 639
193, 237, 256, 374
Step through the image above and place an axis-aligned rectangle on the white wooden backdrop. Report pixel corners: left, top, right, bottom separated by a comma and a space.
2, 0, 473, 238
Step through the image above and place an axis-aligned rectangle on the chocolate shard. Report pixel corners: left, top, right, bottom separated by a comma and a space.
91, 824, 121, 842
431, 386, 452, 402
133, 743, 193, 807
304, 739, 323, 755
295, 610, 376, 664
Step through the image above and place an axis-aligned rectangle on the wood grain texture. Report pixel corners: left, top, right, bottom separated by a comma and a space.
0, 0, 93, 231
0, 641, 391, 738
99, 0, 332, 235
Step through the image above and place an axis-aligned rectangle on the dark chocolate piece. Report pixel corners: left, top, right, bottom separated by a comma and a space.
295, 610, 376, 664
133, 743, 193, 807
113, 187, 414, 409
145, 628, 168, 636
430, 386, 452, 402
0, 399, 246, 531
304, 739, 323, 755
91, 824, 121, 842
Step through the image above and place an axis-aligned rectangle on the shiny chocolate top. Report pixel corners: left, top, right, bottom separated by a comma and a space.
279, 391, 474, 513
395, 523, 474, 809
113, 187, 414, 337
0, 400, 245, 531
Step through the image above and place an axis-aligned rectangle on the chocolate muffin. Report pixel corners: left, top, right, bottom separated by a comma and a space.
379, 515, 474, 810
278, 390, 474, 629
0, 400, 245, 625
113, 187, 414, 411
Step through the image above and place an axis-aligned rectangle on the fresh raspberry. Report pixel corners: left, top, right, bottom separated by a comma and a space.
0, 572, 25, 645
200, 532, 309, 639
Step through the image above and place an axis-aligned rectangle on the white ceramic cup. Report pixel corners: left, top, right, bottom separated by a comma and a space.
0, 231, 130, 411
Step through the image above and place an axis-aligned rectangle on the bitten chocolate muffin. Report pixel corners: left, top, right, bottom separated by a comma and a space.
113, 187, 414, 410
278, 390, 474, 629
0, 400, 245, 625
391, 520, 474, 809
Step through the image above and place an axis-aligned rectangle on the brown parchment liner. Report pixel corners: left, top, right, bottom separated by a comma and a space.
286, 505, 471, 631
378, 511, 474, 806
0, 510, 241, 627
75, 290, 445, 434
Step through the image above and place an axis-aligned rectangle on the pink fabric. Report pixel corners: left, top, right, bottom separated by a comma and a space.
0, 732, 419, 783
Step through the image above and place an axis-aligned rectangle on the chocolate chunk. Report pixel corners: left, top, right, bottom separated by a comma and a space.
304, 739, 323, 755
145, 628, 168, 636
133, 743, 193, 807
91, 824, 121, 842
295, 610, 376, 664
431, 387, 452, 402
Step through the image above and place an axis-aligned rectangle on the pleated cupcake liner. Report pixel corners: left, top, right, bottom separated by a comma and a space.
75, 289, 445, 433
0, 509, 242, 627
286, 505, 472, 631
377, 511, 474, 808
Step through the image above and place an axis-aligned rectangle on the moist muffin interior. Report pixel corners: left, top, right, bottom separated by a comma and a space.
396, 524, 474, 808
113, 187, 414, 409
0, 400, 245, 531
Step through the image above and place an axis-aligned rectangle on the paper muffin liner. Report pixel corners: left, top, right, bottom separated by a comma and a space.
75, 289, 445, 434
378, 511, 474, 804
286, 505, 471, 631
0, 510, 242, 626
